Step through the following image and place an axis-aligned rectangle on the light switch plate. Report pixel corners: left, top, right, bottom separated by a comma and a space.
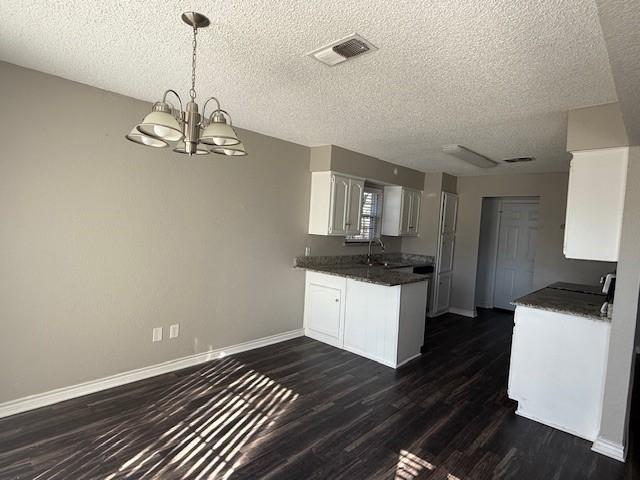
152, 327, 163, 342
169, 324, 180, 339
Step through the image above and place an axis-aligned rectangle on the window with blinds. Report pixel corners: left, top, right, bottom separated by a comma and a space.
346, 186, 383, 242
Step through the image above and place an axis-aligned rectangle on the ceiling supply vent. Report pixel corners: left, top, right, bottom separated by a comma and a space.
307, 33, 378, 66
442, 144, 498, 168
504, 156, 535, 163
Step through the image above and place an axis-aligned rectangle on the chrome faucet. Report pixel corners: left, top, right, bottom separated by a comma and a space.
367, 237, 386, 265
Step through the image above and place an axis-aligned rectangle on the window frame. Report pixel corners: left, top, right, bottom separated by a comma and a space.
345, 184, 384, 244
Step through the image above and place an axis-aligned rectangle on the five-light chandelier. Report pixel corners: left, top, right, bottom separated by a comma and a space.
126, 12, 246, 156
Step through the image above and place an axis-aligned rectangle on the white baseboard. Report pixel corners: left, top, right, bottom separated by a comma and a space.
515, 407, 595, 442
0, 328, 304, 419
448, 307, 478, 318
396, 352, 422, 368
592, 436, 626, 462
475, 303, 494, 309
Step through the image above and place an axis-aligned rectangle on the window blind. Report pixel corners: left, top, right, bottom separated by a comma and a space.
346, 186, 383, 242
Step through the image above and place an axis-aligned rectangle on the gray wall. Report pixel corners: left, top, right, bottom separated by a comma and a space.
451, 173, 616, 311
597, 146, 640, 449
0, 61, 371, 403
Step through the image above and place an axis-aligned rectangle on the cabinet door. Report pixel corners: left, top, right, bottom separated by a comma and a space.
306, 282, 343, 343
435, 272, 452, 313
329, 174, 350, 235
564, 148, 627, 261
346, 179, 364, 235
343, 280, 400, 366
438, 232, 455, 273
400, 188, 413, 235
407, 190, 421, 235
441, 192, 458, 234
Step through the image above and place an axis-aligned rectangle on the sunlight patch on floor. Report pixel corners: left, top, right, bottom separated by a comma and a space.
36, 357, 298, 480
395, 449, 435, 479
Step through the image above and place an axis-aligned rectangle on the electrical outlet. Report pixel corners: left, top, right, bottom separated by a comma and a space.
152, 327, 163, 342
169, 324, 180, 339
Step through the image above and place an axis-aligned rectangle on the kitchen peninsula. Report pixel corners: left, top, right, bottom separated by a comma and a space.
508, 282, 610, 442
295, 253, 432, 368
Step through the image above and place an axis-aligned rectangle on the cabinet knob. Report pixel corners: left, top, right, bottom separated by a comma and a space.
335, 298, 339, 302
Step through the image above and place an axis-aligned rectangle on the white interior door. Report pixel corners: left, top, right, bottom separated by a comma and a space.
493, 201, 539, 310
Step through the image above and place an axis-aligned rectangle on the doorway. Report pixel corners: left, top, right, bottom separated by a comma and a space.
475, 197, 540, 310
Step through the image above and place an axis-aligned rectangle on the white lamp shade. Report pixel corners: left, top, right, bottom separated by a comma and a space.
125, 129, 169, 148
137, 111, 183, 142
200, 122, 240, 146
173, 141, 210, 155
211, 143, 247, 156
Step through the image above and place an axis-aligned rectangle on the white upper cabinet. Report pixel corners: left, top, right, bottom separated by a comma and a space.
308, 172, 365, 236
382, 186, 422, 236
563, 147, 628, 262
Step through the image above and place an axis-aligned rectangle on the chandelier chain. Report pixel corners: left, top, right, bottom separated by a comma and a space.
190, 27, 198, 100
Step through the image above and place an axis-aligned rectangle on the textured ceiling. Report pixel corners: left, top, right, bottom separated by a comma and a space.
0, 0, 619, 175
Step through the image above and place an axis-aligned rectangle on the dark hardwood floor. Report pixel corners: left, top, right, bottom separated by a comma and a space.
0, 309, 634, 479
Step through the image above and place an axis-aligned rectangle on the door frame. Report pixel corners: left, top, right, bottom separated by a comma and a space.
491, 197, 540, 310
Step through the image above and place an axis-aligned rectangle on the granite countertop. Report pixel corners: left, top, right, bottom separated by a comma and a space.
293, 253, 433, 287
512, 282, 607, 321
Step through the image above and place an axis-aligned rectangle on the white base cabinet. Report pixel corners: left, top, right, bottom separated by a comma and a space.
508, 306, 610, 442
303, 271, 428, 368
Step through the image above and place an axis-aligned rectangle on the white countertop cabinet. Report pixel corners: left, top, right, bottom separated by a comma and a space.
303, 271, 428, 368
508, 305, 610, 442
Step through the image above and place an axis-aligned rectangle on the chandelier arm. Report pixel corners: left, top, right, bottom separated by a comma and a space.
162, 89, 184, 119
201, 97, 222, 124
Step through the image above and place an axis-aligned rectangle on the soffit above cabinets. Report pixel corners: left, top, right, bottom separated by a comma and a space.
310, 145, 424, 190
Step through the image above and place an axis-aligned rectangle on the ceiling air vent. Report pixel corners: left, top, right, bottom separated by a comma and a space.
307, 33, 378, 66
504, 156, 535, 163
